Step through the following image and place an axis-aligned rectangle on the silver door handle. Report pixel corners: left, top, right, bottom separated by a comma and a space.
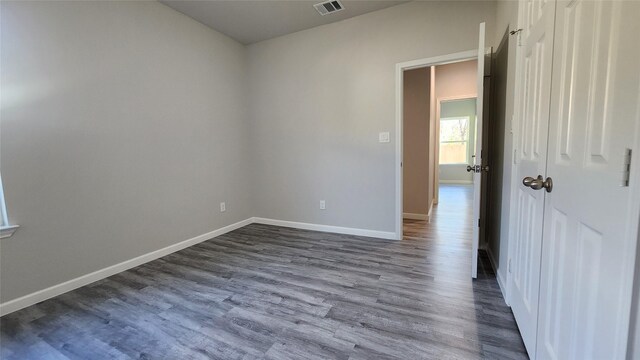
522, 176, 537, 187
467, 165, 489, 173
523, 175, 553, 193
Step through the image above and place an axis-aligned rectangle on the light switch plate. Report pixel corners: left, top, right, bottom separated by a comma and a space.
379, 132, 390, 143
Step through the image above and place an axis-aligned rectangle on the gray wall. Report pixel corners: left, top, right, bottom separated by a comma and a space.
403, 67, 431, 216
0, 0, 498, 305
0, 1, 252, 302
247, 1, 496, 232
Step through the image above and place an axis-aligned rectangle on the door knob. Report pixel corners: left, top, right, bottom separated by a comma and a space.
529, 177, 545, 190
541, 177, 553, 193
522, 176, 537, 187
522, 175, 553, 193
467, 165, 488, 173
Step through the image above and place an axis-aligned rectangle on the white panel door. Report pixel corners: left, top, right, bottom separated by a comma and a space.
471, 22, 486, 278
535, 1, 640, 359
509, 0, 556, 356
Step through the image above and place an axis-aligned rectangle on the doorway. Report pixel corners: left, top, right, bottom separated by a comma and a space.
435, 96, 477, 237
400, 59, 479, 237
396, 50, 477, 237
396, 22, 490, 280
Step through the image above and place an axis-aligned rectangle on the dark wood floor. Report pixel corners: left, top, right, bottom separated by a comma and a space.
1, 185, 527, 359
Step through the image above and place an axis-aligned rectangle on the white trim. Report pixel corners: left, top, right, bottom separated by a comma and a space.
252, 217, 397, 240
396, 49, 479, 241
487, 246, 509, 305
437, 94, 478, 102
403, 212, 428, 221
0, 218, 253, 316
439, 180, 473, 185
506, 2, 528, 306
395, 50, 479, 72
431, 67, 439, 206
470, 22, 486, 280
0, 225, 19, 239
497, 267, 508, 305
621, 63, 640, 359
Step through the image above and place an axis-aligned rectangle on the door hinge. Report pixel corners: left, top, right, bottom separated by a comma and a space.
510, 28, 524, 46
622, 149, 632, 187
478, 218, 481, 227
508, 259, 512, 273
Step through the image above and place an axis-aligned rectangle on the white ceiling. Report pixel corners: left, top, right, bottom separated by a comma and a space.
160, 0, 409, 45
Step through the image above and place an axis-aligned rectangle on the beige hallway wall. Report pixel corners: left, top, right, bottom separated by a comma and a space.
403, 67, 431, 217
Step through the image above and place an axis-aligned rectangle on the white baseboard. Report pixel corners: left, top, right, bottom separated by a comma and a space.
439, 180, 473, 184
0, 218, 253, 316
403, 212, 428, 221
487, 247, 509, 305
252, 217, 397, 240
403, 200, 434, 222
496, 269, 508, 306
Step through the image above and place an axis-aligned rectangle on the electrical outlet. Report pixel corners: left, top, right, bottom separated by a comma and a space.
220, 202, 226, 212
319, 200, 326, 210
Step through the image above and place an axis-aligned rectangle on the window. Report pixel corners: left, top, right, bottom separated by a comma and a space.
439, 116, 469, 164
0, 174, 18, 238
0, 174, 8, 228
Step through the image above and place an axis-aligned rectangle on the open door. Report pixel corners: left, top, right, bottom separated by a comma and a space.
470, 22, 486, 278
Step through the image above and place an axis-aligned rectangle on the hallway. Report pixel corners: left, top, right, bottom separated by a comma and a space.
403, 184, 527, 358
404, 185, 474, 283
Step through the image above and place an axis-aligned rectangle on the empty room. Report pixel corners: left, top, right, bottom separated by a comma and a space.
1, 0, 640, 359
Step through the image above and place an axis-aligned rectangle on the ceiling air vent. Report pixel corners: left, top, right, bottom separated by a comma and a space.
314, 0, 344, 16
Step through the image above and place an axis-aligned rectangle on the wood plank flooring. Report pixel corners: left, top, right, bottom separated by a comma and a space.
0, 185, 527, 359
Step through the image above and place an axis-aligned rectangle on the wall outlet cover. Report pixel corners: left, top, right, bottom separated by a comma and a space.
379, 132, 390, 143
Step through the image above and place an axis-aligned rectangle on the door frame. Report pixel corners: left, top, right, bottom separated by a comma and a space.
626, 88, 640, 358
503, 0, 527, 306
394, 50, 478, 240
